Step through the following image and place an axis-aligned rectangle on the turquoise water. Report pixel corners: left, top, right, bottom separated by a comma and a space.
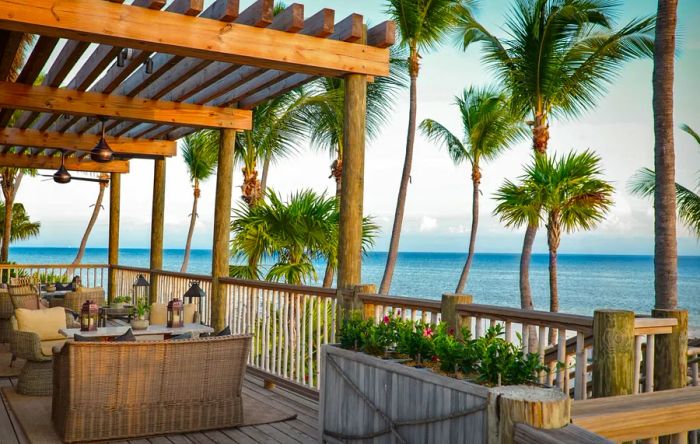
9, 247, 700, 327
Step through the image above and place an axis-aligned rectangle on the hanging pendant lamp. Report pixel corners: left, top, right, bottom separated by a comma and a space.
90, 117, 114, 163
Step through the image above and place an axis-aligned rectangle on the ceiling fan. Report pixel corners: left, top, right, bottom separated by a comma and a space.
40, 151, 109, 185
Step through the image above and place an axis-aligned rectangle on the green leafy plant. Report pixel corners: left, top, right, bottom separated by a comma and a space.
474, 325, 546, 386
362, 313, 400, 356
134, 296, 150, 319
338, 311, 371, 351
112, 295, 131, 304
396, 320, 434, 363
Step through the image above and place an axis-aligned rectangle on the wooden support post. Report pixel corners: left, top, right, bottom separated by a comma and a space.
440, 293, 472, 339
592, 310, 635, 398
149, 158, 165, 303
210, 128, 235, 333
337, 73, 366, 291
653, 309, 688, 444
107, 172, 120, 304
487, 386, 570, 444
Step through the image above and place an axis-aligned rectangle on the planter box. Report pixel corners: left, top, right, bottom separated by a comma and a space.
320, 345, 490, 443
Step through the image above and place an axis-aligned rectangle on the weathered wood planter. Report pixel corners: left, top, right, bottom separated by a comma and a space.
319, 345, 570, 444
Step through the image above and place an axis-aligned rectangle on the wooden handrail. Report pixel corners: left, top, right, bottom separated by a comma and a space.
111, 264, 213, 282
0, 263, 108, 269
358, 293, 442, 311
455, 303, 594, 334
633, 317, 677, 336
219, 276, 337, 296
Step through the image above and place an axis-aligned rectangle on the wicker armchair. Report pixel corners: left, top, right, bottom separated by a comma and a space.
49, 287, 106, 312
10, 308, 73, 396
0, 288, 12, 343
52, 335, 252, 442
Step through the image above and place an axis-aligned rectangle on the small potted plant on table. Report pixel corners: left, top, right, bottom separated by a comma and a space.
130, 296, 150, 330
110, 295, 131, 309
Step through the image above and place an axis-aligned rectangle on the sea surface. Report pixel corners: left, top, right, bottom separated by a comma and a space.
8, 247, 700, 328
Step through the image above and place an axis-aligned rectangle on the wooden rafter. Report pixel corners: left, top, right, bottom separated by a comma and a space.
0, 128, 176, 157
0, 81, 253, 130
0, 0, 390, 77
0, 152, 129, 173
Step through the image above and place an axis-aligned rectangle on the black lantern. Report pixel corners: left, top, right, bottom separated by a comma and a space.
167, 298, 184, 328
80, 300, 99, 332
183, 281, 206, 317
132, 274, 150, 306
90, 117, 114, 163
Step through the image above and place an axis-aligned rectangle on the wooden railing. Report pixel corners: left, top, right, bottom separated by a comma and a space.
0, 263, 108, 288
358, 293, 442, 324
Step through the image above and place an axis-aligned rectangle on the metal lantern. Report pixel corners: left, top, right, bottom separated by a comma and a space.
183, 281, 206, 317
167, 298, 184, 328
80, 300, 99, 332
132, 274, 150, 306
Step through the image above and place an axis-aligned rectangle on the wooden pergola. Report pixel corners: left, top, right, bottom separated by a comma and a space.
0, 0, 392, 331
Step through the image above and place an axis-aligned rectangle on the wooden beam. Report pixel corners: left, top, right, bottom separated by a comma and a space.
104, 0, 272, 138
149, 158, 165, 303
0, 128, 176, 157
0, 0, 390, 77
0, 81, 253, 130
0, 30, 24, 80
107, 172, 121, 304
211, 128, 235, 332
337, 73, 366, 289
0, 152, 129, 173
367, 21, 396, 48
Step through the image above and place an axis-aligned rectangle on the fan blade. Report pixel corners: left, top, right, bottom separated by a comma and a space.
39, 174, 54, 177
71, 177, 109, 184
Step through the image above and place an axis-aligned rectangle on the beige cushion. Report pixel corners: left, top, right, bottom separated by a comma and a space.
184, 303, 196, 324
40, 339, 67, 357
149, 303, 167, 326
15, 307, 67, 341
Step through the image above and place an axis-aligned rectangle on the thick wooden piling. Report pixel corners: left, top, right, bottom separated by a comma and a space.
107, 172, 120, 304
441, 293, 473, 339
149, 158, 165, 303
592, 310, 635, 398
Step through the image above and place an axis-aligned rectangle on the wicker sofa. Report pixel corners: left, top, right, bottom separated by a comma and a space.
52, 334, 252, 443
0, 288, 12, 343
49, 287, 106, 312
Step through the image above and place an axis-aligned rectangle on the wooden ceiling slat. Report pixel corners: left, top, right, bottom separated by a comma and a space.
0, 81, 252, 130
367, 21, 397, 48
0, 127, 176, 157
203, 0, 239, 22
0, 0, 390, 77
0, 151, 129, 173
105, 0, 275, 138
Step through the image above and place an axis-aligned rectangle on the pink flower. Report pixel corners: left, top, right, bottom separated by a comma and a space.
396, 309, 401, 316
383, 315, 390, 325
423, 327, 433, 338
448, 327, 455, 336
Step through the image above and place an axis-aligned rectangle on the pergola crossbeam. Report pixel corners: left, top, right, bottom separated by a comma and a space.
0, 128, 176, 157
0, 151, 129, 173
0, 0, 390, 77
0, 81, 252, 130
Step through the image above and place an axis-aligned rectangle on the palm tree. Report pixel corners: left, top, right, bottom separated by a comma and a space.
630, 124, 700, 240
380, 0, 468, 295
456, 0, 654, 309
235, 89, 309, 207
651, 0, 679, 310
0, 202, 40, 243
71, 173, 110, 265
420, 86, 525, 293
230, 189, 378, 285
497, 151, 613, 342
180, 130, 219, 272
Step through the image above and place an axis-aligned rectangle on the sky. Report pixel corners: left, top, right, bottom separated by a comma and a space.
14, 0, 700, 256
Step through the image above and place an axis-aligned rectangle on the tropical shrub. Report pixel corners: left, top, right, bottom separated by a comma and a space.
396, 320, 434, 363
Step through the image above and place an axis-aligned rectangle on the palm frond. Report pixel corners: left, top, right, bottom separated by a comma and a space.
181, 130, 219, 182
681, 123, 700, 147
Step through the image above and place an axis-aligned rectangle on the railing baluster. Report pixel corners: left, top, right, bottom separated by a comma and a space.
522, 324, 530, 355
475, 317, 483, 338
634, 335, 643, 394
505, 321, 512, 343
556, 328, 566, 389
645, 334, 655, 393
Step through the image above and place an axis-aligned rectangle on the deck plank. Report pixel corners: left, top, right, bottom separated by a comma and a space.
0, 378, 21, 444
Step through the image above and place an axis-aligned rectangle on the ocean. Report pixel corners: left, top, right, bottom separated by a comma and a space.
8, 247, 700, 328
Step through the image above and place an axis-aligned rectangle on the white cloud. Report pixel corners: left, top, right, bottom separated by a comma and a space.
419, 216, 438, 232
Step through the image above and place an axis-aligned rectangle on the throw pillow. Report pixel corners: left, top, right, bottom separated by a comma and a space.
114, 328, 136, 342
73, 334, 101, 342
170, 332, 193, 341
15, 306, 67, 341
217, 326, 231, 336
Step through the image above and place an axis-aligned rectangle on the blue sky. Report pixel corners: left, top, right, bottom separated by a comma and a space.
16, 0, 700, 255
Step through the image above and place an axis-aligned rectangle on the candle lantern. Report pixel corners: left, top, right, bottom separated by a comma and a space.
167, 298, 184, 328
80, 300, 99, 332
183, 281, 206, 319
132, 274, 150, 306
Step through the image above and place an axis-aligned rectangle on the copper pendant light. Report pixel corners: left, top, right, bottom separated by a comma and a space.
90, 117, 114, 163
53, 152, 72, 184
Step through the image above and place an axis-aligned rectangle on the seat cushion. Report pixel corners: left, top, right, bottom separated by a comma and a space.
40, 338, 67, 357
15, 307, 67, 341
184, 303, 196, 324
149, 303, 167, 326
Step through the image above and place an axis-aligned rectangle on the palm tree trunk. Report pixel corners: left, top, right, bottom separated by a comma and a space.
547, 211, 561, 344
380, 48, 419, 294
653, 0, 679, 309
71, 181, 107, 265
260, 155, 271, 193
322, 263, 334, 287
0, 176, 14, 263
520, 223, 538, 350
181, 180, 200, 273
455, 172, 480, 293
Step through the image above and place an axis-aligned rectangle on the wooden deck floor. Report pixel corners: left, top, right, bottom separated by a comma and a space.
0, 373, 320, 444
